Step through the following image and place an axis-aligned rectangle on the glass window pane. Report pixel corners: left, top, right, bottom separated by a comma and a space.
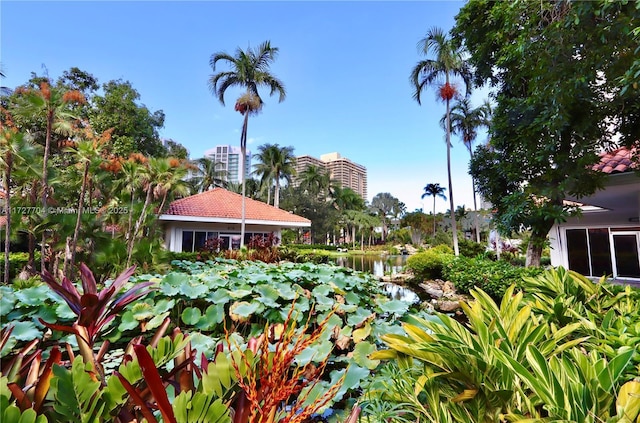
181, 231, 194, 253
613, 235, 640, 278
194, 232, 207, 250
566, 229, 590, 276
588, 228, 612, 277
231, 235, 241, 250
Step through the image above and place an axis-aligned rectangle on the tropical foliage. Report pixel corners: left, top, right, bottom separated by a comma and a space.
456, 0, 640, 266
365, 268, 640, 422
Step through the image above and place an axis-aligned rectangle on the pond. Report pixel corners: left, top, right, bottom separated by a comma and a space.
334, 254, 420, 304
333, 254, 408, 278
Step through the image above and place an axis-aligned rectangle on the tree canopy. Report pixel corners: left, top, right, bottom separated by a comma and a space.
454, 0, 640, 266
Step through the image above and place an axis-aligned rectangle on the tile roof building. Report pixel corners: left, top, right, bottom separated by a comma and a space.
549, 145, 640, 282
159, 188, 310, 252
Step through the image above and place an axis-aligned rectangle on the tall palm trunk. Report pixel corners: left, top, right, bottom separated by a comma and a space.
67, 161, 89, 278
445, 84, 459, 256
274, 178, 280, 208
3, 155, 12, 284
127, 184, 153, 266
469, 148, 481, 243
41, 110, 54, 272
432, 197, 437, 235
240, 111, 249, 249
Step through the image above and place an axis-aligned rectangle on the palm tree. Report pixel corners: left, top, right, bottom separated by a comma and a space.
190, 157, 227, 193
411, 27, 471, 256
154, 158, 191, 216
421, 183, 447, 235
64, 127, 107, 277
298, 164, 331, 198
1, 124, 37, 283
209, 41, 286, 248
12, 80, 85, 269
446, 98, 491, 242
252, 143, 296, 208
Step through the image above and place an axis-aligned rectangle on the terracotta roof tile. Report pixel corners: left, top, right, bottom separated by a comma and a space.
593, 146, 637, 174
164, 188, 311, 225
0, 216, 5, 228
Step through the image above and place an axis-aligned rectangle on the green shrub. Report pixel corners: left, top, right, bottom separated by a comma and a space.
167, 251, 200, 262
285, 244, 338, 251
458, 238, 486, 258
443, 256, 543, 299
406, 247, 454, 280
387, 228, 411, 244
0, 252, 40, 283
431, 244, 453, 255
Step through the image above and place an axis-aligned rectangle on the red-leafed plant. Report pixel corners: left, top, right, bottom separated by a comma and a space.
1, 326, 62, 415
227, 306, 349, 423
39, 263, 156, 379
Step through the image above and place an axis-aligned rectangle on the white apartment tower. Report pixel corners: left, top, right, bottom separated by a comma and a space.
204, 145, 252, 184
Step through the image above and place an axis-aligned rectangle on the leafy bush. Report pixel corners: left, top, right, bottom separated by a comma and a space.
457, 238, 486, 258
387, 228, 411, 244
0, 252, 40, 283
285, 244, 339, 251
405, 247, 454, 280
167, 251, 200, 262
442, 256, 542, 299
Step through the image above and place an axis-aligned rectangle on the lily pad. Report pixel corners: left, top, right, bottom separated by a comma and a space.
206, 289, 231, 304
188, 333, 218, 359
14, 286, 50, 307
352, 341, 379, 369
145, 312, 170, 331
182, 307, 202, 325
181, 283, 209, 299
55, 302, 77, 320
0, 287, 16, 316
11, 321, 41, 341
378, 299, 409, 315
254, 285, 281, 307
273, 283, 297, 300
346, 307, 373, 327
295, 340, 333, 366
229, 301, 261, 321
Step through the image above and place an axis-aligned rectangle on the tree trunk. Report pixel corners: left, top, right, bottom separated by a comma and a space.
445, 91, 459, 256
127, 185, 153, 266
67, 161, 89, 278
433, 198, 437, 235
3, 157, 12, 284
240, 112, 249, 249
525, 230, 546, 267
469, 149, 481, 243
274, 179, 280, 209
41, 110, 54, 272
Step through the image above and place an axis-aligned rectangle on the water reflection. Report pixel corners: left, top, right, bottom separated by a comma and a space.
382, 282, 420, 303
334, 254, 407, 278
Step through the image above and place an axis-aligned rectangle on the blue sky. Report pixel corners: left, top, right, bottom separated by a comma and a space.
1, 0, 491, 213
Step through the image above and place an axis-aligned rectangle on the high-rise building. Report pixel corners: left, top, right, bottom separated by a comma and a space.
203, 145, 251, 184
294, 152, 367, 199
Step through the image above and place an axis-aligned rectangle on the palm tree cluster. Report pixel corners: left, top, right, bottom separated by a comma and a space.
1, 77, 191, 282
411, 27, 491, 252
